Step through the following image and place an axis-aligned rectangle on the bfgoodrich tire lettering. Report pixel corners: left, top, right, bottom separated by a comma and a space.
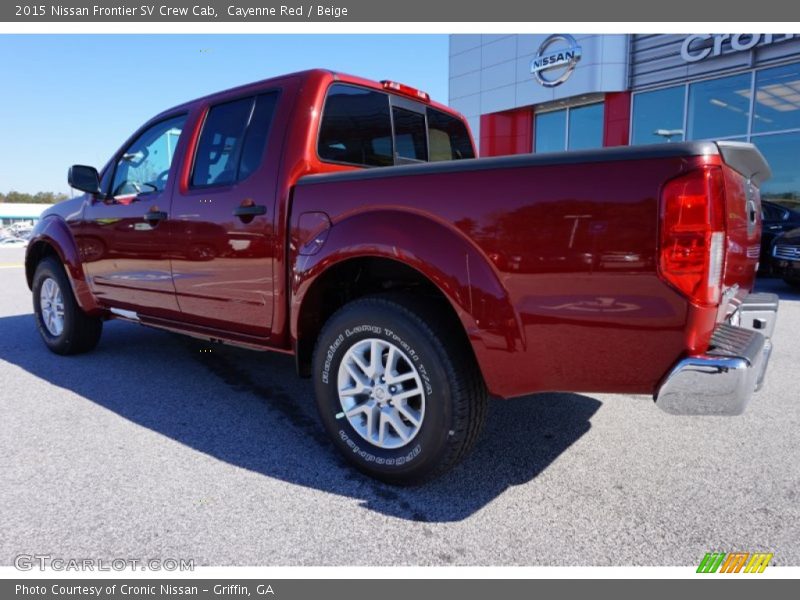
32, 257, 103, 355
312, 295, 487, 485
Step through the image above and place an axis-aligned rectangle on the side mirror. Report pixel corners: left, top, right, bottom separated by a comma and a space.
68, 165, 102, 195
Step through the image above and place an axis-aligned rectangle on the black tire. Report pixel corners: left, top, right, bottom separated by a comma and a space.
312, 294, 488, 485
32, 257, 103, 355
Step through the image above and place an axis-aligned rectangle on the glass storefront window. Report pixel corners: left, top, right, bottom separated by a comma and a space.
534, 109, 566, 153
753, 131, 800, 211
630, 64, 800, 213
568, 103, 604, 150
687, 73, 752, 140
534, 103, 603, 153
753, 64, 800, 134
631, 86, 685, 144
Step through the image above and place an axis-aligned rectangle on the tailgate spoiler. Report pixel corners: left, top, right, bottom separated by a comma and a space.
716, 141, 772, 186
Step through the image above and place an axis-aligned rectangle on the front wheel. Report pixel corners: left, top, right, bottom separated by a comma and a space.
32, 257, 103, 355
312, 295, 487, 485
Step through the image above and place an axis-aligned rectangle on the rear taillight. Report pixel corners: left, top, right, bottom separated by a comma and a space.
659, 166, 726, 307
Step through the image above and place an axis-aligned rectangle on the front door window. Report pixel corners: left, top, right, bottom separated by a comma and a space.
110, 115, 186, 197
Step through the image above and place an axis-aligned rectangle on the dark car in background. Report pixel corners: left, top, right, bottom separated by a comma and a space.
771, 228, 800, 288
760, 200, 800, 274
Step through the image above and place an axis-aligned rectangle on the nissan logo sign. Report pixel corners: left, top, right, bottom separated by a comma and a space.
530, 34, 582, 87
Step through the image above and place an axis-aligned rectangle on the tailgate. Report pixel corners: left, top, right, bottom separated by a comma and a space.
717, 142, 772, 303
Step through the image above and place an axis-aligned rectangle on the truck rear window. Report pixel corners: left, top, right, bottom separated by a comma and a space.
427, 108, 475, 161
393, 107, 427, 162
318, 83, 474, 167
317, 85, 394, 167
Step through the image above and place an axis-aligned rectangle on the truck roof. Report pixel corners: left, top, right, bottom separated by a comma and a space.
151, 68, 462, 123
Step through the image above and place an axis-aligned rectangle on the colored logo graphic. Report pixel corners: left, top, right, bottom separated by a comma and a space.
697, 552, 773, 573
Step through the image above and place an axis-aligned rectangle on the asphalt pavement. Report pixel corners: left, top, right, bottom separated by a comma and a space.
1, 246, 798, 566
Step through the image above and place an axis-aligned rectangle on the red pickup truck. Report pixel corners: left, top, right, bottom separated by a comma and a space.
26, 69, 778, 484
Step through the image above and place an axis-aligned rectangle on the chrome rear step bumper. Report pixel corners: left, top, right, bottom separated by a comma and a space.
654, 293, 778, 416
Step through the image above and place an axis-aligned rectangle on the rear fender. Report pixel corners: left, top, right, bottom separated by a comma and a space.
291, 209, 523, 396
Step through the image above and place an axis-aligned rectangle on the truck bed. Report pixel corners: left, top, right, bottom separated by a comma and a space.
292, 141, 764, 398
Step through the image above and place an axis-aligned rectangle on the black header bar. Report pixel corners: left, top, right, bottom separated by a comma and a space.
3, 0, 800, 22
3, 578, 799, 600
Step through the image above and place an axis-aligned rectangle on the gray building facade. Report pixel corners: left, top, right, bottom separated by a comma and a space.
449, 33, 800, 209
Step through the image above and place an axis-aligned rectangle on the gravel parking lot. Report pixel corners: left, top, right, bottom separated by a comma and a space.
1, 245, 798, 566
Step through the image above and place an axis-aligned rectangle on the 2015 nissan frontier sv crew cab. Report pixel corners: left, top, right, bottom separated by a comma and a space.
26, 69, 779, 484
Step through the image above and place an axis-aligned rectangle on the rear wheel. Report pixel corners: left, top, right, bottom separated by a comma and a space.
312, 295, 487, 485
32, 257, 103, 355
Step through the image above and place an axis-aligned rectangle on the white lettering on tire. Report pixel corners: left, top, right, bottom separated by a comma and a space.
321, 334, 344, 384
338, 429, 422, 465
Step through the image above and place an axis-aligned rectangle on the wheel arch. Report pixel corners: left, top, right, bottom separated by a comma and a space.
25, 216, 102, 314
290, 210, 523, 396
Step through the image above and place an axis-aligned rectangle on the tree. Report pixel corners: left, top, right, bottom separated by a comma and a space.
0, 190, 69, 204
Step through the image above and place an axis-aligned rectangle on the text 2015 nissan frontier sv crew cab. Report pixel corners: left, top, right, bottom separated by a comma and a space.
26, 69, 778, 484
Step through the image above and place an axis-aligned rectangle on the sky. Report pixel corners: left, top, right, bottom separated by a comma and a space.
0, 34, 449, 194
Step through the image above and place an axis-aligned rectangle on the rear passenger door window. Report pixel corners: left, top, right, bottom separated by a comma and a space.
192, 92, 278, 187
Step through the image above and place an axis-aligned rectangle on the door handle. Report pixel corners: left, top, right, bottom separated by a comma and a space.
143, 210, 168, 222
233, 204, 267, 218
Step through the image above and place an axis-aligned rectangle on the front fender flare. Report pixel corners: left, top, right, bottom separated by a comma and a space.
25, 215, 102, 314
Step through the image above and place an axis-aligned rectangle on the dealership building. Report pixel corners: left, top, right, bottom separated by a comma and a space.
0, 203, 50, 227
449, 34, 800, 208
